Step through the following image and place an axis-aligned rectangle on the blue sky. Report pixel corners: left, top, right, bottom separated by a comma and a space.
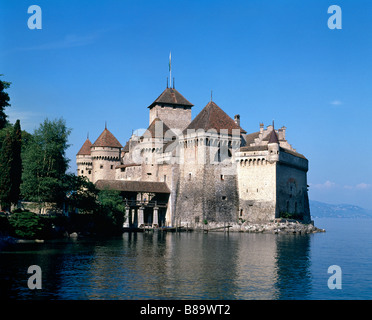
1, 0, 372, 209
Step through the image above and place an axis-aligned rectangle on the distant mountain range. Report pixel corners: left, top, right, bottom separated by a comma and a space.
310, 200, 372, 219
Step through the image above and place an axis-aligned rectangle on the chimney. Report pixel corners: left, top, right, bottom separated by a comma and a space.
234, 114, 240, 127
281, 126, 286, 139
259, 122, 264, 133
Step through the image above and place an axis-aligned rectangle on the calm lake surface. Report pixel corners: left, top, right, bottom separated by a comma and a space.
1, 218, 372, 300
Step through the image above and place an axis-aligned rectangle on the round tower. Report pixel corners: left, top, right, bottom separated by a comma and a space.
91, 127, 123, 183
76, 138, 93, 182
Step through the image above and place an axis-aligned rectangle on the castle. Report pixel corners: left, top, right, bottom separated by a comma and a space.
76, 84, 310, 228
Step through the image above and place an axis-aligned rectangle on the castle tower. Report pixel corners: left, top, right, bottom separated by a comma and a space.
175, 100, 246, 226
148, 87, 194, 132
76, 138, 93, 181
91, 127, 123, 183
267, 125, 279, 163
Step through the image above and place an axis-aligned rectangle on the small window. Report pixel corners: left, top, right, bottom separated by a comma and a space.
222, 196, 227, 200
88, 170, 91, 175
195, 217, 200, 223
100, 165, 103, 169
147, 173, 152, 175
220, 175, 224, 181
111, 165, 113, 169
240, 209, 243, 217
164, 175, 167, 182
81, 170, 84, 174
188, 173, 192, 181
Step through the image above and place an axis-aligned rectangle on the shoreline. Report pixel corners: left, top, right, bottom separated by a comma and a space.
192, 220, 326, 234
0, 220, 325, 247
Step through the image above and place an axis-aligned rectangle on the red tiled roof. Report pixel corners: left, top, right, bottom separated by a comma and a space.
77, 139, 92, 155
92, 128, 123, 148
184, 101, 247, 135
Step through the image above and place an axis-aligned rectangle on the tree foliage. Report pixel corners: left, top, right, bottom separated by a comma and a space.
9, 120, 22, 205
0, 130, 13, 209
97, 189, 125, 231
21, 118, 71, 207
9, 210, 44, 239
0, 120, 22, 209
63, 174, 99, 214
0, 76, 11, 130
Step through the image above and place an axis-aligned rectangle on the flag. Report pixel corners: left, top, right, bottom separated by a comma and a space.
169, 52, 171, 72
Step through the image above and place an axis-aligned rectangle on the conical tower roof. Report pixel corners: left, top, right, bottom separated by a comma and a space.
142, 118, 174, 138
184, 100, 246, 135
148, 87, 193, 109
92, 128, 123, 148
268, 127, 279, 144
77, 138, 92, 155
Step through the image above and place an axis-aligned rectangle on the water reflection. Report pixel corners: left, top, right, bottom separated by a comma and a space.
274, 235, 311, 299
0, 231, 313, 300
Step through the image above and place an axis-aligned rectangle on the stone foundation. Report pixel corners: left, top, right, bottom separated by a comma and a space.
192, 220, 325, 234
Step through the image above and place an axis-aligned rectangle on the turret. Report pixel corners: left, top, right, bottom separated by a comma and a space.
76, 138, 93, 181
267, 124, 279, 163
91, 127, 123, 183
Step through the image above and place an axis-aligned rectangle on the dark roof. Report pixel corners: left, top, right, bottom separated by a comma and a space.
92, 128, 123, 148
95, 180, 170, 194
244, 131, 260, 145
280, 147, 307, 160
268, 129, 279, 144
122, 140, 130, 152
239, 145, 268, 152
142, 118, 174, 139
184, 101, 247, 135
148, 87, 193, 109
77, 138, 92, 155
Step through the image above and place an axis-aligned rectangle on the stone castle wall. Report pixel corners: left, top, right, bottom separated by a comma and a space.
237, 156, 277, 222
276, 151, 310, 221
150, 105, 191, 131
76, 154, 93, 181
91, 146, 121, 183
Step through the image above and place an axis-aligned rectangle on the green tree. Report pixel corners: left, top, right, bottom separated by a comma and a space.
0, 130, 13, 210
0, 121, 23, 210
21, 118, 71, 210
9, 210, 44, 239
97, 189, 125, 231
0, 76, 11, 130
9, 120, 22, 206
63, 174, 99, 214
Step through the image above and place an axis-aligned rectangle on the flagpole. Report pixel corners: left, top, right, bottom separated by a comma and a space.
169, 52, 172, 88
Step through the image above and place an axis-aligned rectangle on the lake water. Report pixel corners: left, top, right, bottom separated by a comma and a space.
1, 218, 372, 300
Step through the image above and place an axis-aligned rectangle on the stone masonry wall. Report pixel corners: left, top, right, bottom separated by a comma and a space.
149, 105, 192, 132
237, 157, 277, 222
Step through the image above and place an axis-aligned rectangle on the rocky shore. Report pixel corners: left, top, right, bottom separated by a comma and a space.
196, 220, 326, 234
